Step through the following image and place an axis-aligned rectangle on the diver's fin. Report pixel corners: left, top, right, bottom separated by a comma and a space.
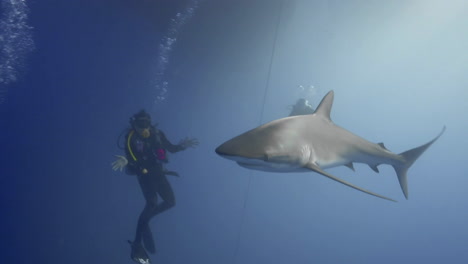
128, 240, 151, 264
305, 162, 396, 202
142, 225, 156, 254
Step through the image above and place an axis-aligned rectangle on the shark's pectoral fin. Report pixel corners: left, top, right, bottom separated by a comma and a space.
304, 163, 396, 202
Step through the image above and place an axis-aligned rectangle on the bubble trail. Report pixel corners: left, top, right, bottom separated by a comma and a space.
152, 0, 201, 104
0, 0, 35, 104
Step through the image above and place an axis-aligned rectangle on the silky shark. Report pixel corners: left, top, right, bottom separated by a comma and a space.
215, 91, 445, 202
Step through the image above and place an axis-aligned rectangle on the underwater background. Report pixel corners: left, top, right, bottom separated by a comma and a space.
1, 0, 467, 263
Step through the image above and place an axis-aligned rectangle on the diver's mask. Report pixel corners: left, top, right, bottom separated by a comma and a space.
134, 118, 151, 138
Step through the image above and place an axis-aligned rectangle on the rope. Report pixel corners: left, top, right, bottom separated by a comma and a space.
232, 0, 284, 263
258, 1, 283, 124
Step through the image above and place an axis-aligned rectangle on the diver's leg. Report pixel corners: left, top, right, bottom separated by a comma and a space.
134, 202, 157, 254
151, 174, 175, 217
132, 171, 174, 257
134, 202, 157, 244
130, 204, 155, 263
131, 174, 158, 259
134, 173, 158, 243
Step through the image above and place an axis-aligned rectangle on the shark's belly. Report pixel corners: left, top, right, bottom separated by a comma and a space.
237, 161, 311, 173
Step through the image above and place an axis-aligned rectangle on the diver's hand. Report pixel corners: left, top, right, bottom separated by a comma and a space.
179, 137, 199, 149
112, 155, 128, 171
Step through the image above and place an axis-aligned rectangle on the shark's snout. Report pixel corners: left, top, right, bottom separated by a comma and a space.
214, 145, 225, 156
215, 143, 233, 157
216, 138, 256, 161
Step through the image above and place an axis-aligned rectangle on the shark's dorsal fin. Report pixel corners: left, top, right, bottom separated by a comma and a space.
314, 90, 334, 121
345, 162, 355, 171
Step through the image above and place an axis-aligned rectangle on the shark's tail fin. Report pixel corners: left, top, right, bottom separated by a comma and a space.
392, 126, 446, 199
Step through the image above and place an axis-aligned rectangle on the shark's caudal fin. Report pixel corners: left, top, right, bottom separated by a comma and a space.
393, 126, 446, 199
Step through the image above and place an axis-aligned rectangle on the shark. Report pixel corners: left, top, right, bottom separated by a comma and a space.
215, 91, 445, 202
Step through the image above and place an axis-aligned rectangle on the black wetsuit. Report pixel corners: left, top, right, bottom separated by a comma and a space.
125, 126, 184, 250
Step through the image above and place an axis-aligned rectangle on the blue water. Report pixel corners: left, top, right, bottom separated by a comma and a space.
1, 1, 467, 263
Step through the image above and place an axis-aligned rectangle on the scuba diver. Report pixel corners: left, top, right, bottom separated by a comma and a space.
289, 98, 315, 116
112, 110, 198, 264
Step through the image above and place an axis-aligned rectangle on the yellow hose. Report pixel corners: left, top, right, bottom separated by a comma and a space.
127, 130, 137, 161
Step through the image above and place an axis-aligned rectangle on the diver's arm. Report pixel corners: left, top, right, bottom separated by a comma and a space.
159, 131, 185, 153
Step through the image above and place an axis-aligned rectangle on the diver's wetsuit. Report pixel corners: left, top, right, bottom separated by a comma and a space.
125, 126, 185, 253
